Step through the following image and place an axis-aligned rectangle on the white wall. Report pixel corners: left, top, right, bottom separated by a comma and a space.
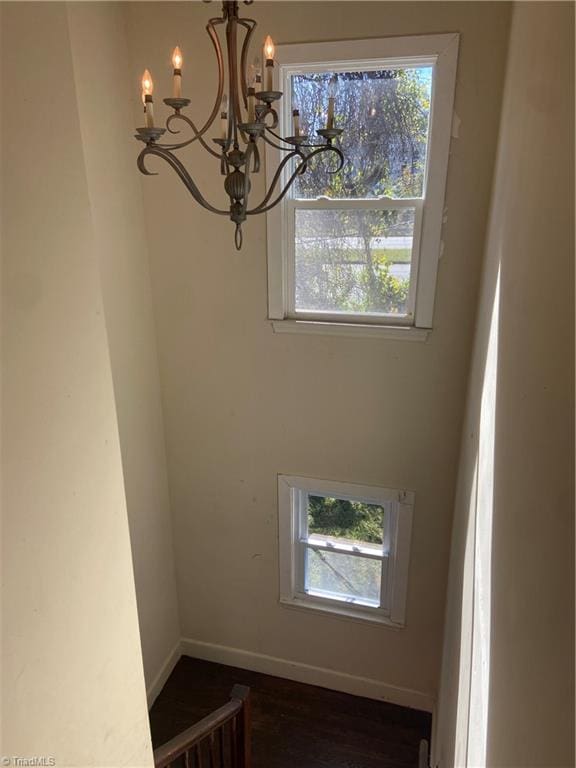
1, 3, 153, 764
435, 2, 574, 765
66, 2, 181, 696
124, 1, 511, 705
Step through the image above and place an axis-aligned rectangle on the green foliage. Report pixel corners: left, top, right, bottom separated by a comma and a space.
372, 248, 412, 264
296, 247, 408, 314
295, 208, 411, 314
308, 495, 384, 545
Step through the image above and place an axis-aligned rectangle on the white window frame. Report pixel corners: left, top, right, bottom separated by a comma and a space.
266, 33, 459, 339
278, 475, 414, 626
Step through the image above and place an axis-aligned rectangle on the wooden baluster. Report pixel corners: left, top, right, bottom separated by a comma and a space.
184, 749, 191, 768
219, 723, 226, 767
196, 742, 203, 768
230, 685, 251, 768
230, 716, 237, 768
239, 695, 251, 768
210, 731, 218, 768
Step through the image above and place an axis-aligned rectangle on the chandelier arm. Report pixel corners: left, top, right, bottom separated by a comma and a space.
251, 141, 260, 173
160, 113, 222, 158
264, 126, 331, 152
260, 132, 297, 153
246, 149, 300, 211
225, 16, 250, 148
299, 145, 345, 174
259, 106, 279, 131
247, 146, 344, 215
226, 16, 240, 147
238, 17, 257, 108
195, 16, 226, 138
137, 145, 229, 216
264, 127, 300, 147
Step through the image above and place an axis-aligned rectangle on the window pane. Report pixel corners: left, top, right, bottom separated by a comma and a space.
291, 67, 432, 199
294, 208, 414, 315
305, 547, 381, 606
307, 494, 385, 548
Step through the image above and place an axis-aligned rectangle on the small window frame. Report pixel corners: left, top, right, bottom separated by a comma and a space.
278, 475, 414, 626
266, 33, 459, 337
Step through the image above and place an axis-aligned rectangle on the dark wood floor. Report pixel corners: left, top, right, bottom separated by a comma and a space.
149, 656, 431, 768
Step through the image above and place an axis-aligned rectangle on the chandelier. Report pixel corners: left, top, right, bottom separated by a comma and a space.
134, 0, 344, 249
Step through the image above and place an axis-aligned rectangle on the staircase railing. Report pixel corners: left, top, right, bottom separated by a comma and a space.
153, 684, 251, 768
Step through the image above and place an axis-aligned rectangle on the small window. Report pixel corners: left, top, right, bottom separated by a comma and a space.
278, 475, 414, 625
266, 34, 459, 337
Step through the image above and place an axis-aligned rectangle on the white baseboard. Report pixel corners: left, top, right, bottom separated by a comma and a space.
146, 639, 182, 708
180, 637, 434, 712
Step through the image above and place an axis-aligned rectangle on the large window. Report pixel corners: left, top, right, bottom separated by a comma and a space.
266, 34, 459, 338
278, 475, 414, 625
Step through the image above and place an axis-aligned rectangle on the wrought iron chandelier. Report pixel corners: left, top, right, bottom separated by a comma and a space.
134, 0, 344, 249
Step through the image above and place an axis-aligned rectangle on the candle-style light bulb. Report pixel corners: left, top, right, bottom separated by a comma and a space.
141, 69, 154, 96
263, 35, 275, 91
326, 73, 337, 129
328, 74, 337, 99
220, 93, 228, 140
141, 69, 155, 128
171, 46, 183, 98
292, 108, 300, 137
263, 35, 275, 61
172, 46, 183, 70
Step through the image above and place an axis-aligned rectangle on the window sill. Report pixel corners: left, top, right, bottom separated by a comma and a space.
279, 596, 405, 628
271, 319, 430, 341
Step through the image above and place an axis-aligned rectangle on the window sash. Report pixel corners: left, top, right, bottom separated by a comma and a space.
266, 34, 459, 330
286, 197, 424, 323
296, 541, 391, 611
294, 489, 391, 612
280, 61, 435, 203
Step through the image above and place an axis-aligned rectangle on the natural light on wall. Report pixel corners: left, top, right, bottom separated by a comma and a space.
455, 267, 500, 767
